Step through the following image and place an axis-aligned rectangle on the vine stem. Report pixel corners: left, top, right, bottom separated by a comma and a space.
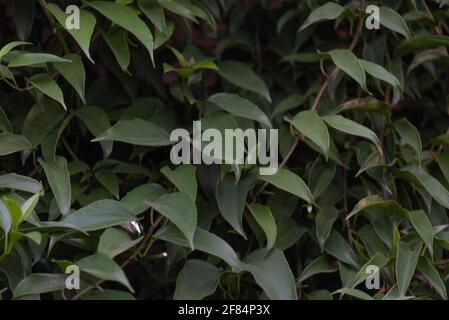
253, 18, 364, 199
71, 215, 164, 300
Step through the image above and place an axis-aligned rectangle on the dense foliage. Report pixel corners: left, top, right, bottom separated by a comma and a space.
1, 0, 449, 300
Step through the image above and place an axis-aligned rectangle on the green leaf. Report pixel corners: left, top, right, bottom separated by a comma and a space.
242, 248, 297, 300
161, 165, 197, 202
332, 288, 373, 300
20, 193, 39, 224
8, 53, 70, 67
97, 228, 143, 258
324, 229, 358, 268
47, 4, 96, 62
208, 93, 272, 128
21, 102, 65, 148
247, 203, 277, 251
0, 173, 43, 194
416, 256, 447, 300
298, 255, 337, 284
0, 199, 12, 234
400, 165, 449, 209
76, 253, 133, 292
379, 7, 412, 40
76, 106, 113, 158
0, 41, 31, 61
316, 206, 339, 250
260, 168, 313, 203
28, 74, 67, 110
299, 2, 354, 31
347, 195, 400, 220
104, 28, 131, 73
437, 153, 449, 184
395, 118, 423, 161
217, 61, 271, 102
3, 198, 22, 227
94, 168, 119, 199
53, 54, 86, 103
120, 183, 166, 216
216, 175, 254, 238
147, 192, 197, 249
0, 105, 12, 132
156, 225, 241, 268
322, 49, 367, 91
38, 156, 71, 215
271, 94, 306, 118
322, 115, 381, 151
12, 0, 35, 41
359, 59, 402, 90
409, 210, 434, 257
138, 0, 166, 32
87, 1, 154, 64
396, 241, 420, 297
93, 119, 172, 146
174, 259, 220, 300
0, 133, 32, 156
13, 273, 67, 298
62, 200, 134, 231
395, 35, 449, 56
288, 110, 330, 158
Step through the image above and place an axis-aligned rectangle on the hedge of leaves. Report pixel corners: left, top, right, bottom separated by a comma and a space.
1, 0, 449, 300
